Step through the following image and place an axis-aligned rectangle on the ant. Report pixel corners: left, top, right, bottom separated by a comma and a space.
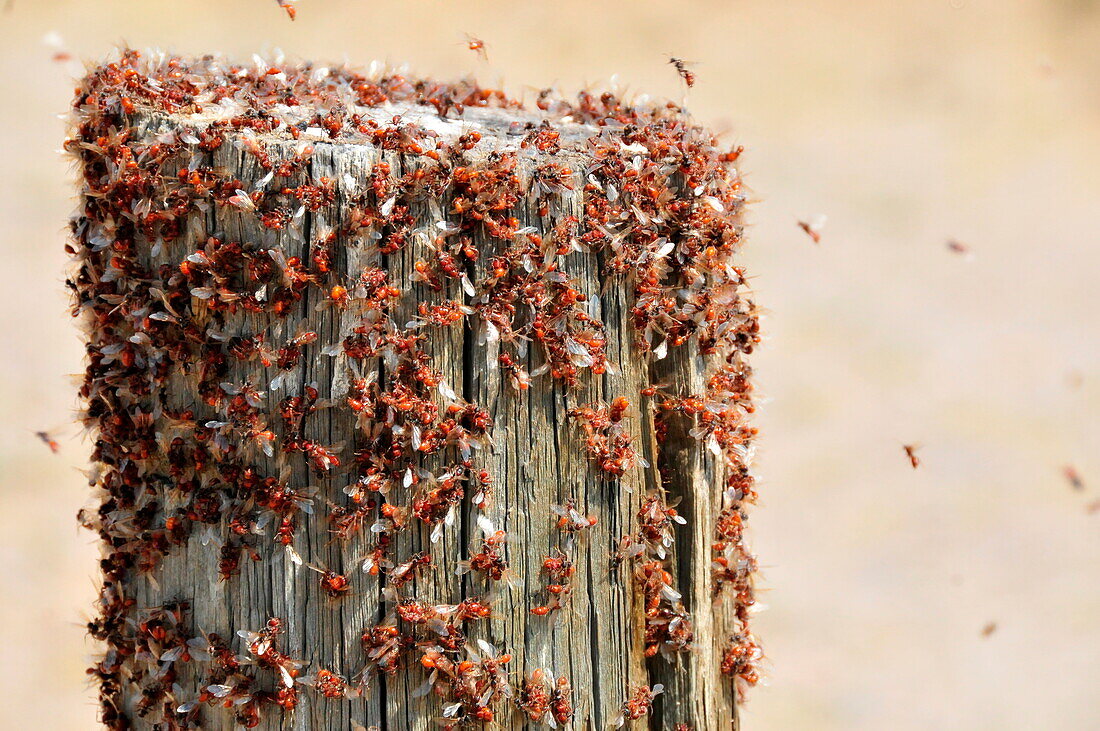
35, 430, 61, 453
902, 444, 920, 469
303, 668, 359, 699
946, 239, 973, 258
1063, 465, 1084, 491
551, 499, 597, 534
287, 547, 352, 598
798, 215, 826, 244
464, 34, 489, 61
275, 0, 296, 20
389, 551, 433, 588
720, 633, 762, 686
361, 623, 410, 675
668, 56, 697, 88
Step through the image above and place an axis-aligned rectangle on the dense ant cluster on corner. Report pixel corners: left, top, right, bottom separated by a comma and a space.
69, 49, 760, 728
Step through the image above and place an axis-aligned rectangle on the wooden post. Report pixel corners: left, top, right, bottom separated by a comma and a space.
69, 50, 761, 730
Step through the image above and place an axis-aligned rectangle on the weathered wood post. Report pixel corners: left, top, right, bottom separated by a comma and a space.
69, 50, 761, 730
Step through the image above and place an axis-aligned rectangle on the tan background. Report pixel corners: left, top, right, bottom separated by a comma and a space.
0, 0, 1097, 728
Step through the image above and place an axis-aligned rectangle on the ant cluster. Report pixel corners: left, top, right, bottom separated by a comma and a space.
652, 362, 763, 687
568, 397, 641, 477
612, 493, 695, 659
69, 49, 760, 728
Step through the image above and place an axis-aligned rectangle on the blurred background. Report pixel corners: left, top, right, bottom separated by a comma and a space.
0, 0, 1097, 728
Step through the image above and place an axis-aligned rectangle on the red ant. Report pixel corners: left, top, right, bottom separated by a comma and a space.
797, 215, 826, 244
388, 551, 432, 588
497, 352, 533, 391
551, 498, 597, 534
287, 547, 352, 598
35, 430, 61, 453
304, 668, 358, 699
464, 34, 489, 61
638, 492, 686, 558
1064, 465, 1085, 491
668, 56, 697, 87
903, 444, 920, 469
946, 239, 972, 257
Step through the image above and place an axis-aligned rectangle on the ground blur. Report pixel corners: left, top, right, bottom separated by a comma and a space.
0, 0, 1097, 728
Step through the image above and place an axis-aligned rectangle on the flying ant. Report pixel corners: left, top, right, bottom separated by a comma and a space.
1063, 465, 1084, 491
637, 493, 687, 558
797, 215, 826, 244
668, 56, 697, 88
497, 352, 533, 391
946, 239, 973, 258
611, 534, 646, 567
464, 34, 489, 61
568, 397, 640, 477
34, 430, 61, 453
902, 444, 920, 469
720, 633, 762, 686
301, 668, 361, 699
236, 617, 305, 687
275, 0, 296, 20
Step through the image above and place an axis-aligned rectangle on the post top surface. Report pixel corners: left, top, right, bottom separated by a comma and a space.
73, 48, 706, 157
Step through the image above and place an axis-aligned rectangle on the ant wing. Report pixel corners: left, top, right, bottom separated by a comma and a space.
430, 521, 448, 545
476, 638, 498, 657
410, 674, 436, 700
476, 514, 496, 536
